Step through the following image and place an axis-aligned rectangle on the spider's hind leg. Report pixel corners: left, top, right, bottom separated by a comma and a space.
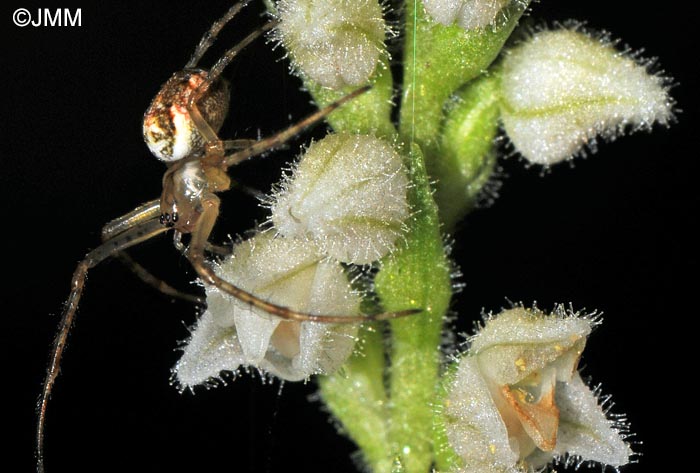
116, 253, 204, 305
184, 193, 420, 324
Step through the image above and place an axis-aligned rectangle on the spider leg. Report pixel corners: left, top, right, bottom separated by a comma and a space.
171, 231, 231, 259
230, 177, 267, 201
186, 20, 279, 162
185, 193, 420, 324
185, 0, 251, 69
116, 253, 204, 305
101, 199, 160, 240
100, 200, 203, 303
207, 19, 279, 85
223, 86, 371, 168
225, 138, 258, 150
206, 242, 234, 257
36, 219, 167, 473
205, 140, 267, 199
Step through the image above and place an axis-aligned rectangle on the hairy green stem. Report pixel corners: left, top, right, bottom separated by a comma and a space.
307, 59, 397, 139
400, 1, 527, 224
319, 325, 393, 473
376, 145, 452, 472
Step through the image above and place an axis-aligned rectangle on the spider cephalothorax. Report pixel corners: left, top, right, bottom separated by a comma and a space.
159, 159, 231, 232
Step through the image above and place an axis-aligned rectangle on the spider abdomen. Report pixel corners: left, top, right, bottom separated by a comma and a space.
143, 70, 230, 162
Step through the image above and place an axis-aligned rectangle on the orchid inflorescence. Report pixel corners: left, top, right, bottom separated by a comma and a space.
175, 1, 673, 472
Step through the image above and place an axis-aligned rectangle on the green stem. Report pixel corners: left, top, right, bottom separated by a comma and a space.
307, 58, 397, 139
399, 1, 527, 222
376, 145, 453, 472
318, 324, 393, 473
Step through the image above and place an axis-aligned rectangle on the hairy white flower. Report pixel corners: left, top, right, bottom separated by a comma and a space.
423, 0, 511, 30
500, 28, 674, 165
174, 234, 361, 386
444, 307, 632, 472
271, 133, 410, 265
275, 0, 387, 89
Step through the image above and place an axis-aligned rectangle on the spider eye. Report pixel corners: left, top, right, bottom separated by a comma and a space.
142, 70, 230, 162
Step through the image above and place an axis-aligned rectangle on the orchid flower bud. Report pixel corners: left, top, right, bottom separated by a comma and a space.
444, 307, 632, 471
275, 0, 387, 89
174, 233, 361, 387
270, 133, 410, 265
422, 0, 514, 30
500, 27, 674, 165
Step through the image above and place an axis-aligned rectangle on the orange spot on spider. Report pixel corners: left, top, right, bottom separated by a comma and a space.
169, 103, 190, 121
188, 74, 206, 89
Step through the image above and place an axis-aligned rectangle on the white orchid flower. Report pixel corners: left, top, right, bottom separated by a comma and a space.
175, 233, 361, 386
444, 307, 632, 472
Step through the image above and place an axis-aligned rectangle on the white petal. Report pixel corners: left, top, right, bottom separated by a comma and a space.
173, 310, 245, 388
500, 28, 674, 165
554, 373, 632, 467
263, 260, 361, 380
272, 133, 409, 264
234, 308, 280, 364
207, 235, 322, 363
471, 307, 592, 385
423, 0, 511, 30
179, 234, 362, 383
276, 0, 386, 89
294, 261, 360, 375
445, 356, 520, 472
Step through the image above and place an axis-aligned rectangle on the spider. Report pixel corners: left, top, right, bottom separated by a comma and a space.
35, 2, 419, 471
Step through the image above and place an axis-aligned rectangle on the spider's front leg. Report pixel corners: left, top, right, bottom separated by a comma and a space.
184, 21, 279, 166
99, 199, 204, 304
36, 218, 167, 473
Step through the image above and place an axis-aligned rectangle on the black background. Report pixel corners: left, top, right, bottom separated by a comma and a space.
3, 1, 696, 472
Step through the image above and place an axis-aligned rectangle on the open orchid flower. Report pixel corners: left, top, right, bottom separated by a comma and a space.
444, 307, 632, 472
176, 132, 411, 387
174, 234, 361, 387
